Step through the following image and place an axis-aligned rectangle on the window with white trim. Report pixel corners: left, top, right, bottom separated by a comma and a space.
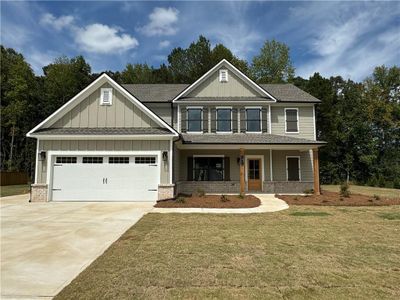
285, 109, 299, 133
187, 108, 202, 132
100, 88, 113, 105
246, 108, 261, 132
216, 108, 232, 132
219, 69, 228, 82
135, 157, 156, 164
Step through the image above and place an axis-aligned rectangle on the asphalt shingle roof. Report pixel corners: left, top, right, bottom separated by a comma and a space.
181, 133, 325, 145
122, 83, 320, 103
32, 127, 173, 135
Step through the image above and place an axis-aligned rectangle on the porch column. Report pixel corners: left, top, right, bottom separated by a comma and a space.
240, 148, 245, 195
313, 148, 321, 195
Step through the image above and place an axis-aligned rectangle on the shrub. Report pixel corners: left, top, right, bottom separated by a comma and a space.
176, 196, 186, 203
294, 196, 298, 201
373, 194, 380, 201
220, 194, 229, 202
193, 189, 205, 197
237, 194, 244, 199
340, 182, 350, 198
303, 189, 314, 195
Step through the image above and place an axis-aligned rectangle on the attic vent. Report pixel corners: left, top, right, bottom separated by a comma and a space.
100, 88, 113, 105
219, 69, 228, 82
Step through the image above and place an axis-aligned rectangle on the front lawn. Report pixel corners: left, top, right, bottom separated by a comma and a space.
0, 184, 30, 197
56, 206, 400, 299
322, 184, 400, 198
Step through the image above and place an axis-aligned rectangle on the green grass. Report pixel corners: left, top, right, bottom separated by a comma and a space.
322, 184, 400, 198
56, 206, 400, 300
290, 211, 331, 217
0, 184, 30, 197
378, 212, 400, 220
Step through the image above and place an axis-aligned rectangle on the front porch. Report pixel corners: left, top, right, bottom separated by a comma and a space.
174, 143, 321, 195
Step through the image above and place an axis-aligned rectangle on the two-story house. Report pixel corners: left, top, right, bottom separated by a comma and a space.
27, 60, 325, 202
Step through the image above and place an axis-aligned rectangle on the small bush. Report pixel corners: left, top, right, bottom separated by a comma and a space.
340, 182, 350, 198
237, 194, 244, 199
303, 189, 314, 195
176, 196, 186, 203
373, 194, 380, 201
220, 194, 229, 202
294, 196, 298, 201
193, 189, 205, 197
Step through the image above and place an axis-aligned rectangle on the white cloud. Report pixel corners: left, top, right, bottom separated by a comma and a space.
40, 13, 74, 31
159, 40, 171, 48
74, 24, 139, 54
138, 7, 179, 36
27, 50, 56, 74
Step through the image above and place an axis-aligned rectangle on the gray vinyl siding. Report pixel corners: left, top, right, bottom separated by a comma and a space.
145, 103, 172, 125
271, 106, 314, 140
52, 83, 157, 128
36, 139, 170, 185
187, 67, 260, 97
271, 150, 313, 182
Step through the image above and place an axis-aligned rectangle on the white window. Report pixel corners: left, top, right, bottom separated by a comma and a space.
187, 107, 203, 132
216, 108, 232, 132
219, 69, 228, 82
285, 108, 299, 133
100, 88, 113, 105
246, 108, 262, 132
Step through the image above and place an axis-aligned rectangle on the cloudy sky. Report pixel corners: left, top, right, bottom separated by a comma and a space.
2, 1, 399, 81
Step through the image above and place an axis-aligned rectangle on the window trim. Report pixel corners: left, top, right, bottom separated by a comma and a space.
100, 88, 113, 106
192, 155, 225, 181
284, 108, 299, 134
216, 106, 233, 133
186, 106, 203, 134
219, 69, 228, 82
245, 107, 262, 133
286, 156, 301, 182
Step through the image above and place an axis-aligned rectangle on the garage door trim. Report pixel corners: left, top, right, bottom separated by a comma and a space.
46, 151, 162, 202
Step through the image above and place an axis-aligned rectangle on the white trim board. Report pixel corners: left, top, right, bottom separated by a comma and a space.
27, 73, 178, 137
172, 59, 277, 102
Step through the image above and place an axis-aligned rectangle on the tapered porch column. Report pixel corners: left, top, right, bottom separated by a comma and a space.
240, 148, 245, 195
313, 148, 321, 195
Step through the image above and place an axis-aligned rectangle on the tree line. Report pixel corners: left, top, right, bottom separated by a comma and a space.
1, 36, 399, 188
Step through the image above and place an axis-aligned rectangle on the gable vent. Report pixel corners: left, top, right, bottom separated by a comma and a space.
100, 88, 113, 105
219, 69, 228, 82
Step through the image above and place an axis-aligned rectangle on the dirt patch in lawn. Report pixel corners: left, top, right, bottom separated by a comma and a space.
155, 194, 261, 208
277, 190, 400, 206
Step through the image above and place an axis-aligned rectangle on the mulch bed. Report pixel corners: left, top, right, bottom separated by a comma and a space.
155, 194, 261, 208
277, 190, 400, 206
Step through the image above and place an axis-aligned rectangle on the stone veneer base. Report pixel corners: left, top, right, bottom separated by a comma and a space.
158, 184, 175, 200
31, 184, 48, 202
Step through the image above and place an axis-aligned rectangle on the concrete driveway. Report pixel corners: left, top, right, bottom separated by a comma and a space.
1, 194, 154, 299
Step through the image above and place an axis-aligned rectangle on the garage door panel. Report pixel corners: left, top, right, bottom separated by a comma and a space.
52, 155, 159, 202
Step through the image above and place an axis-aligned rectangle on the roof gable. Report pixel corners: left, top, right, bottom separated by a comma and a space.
27, 74, 178, 137
172, 59, 277, 102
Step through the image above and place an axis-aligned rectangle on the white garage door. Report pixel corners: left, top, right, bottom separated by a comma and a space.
51, 155, 159, 201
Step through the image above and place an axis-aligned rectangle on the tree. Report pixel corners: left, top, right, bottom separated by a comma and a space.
250, 39, 295, 83
0, 46, 36, 170
42, 55, 92, 115
210, 44, 249, 75
120, 63, 156, 84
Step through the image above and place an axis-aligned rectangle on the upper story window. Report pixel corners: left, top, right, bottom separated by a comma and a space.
246, 108, 261, 132
216, 108, 232, 132
285, 108, 299, 133
100, 88, 113, 105
187, 108, 203, 132
219, 69, 228, 82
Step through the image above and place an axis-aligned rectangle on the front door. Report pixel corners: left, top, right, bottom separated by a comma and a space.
247, 159, 262, 191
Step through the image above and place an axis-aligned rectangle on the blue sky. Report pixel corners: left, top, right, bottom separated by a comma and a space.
2, 1, 399, 81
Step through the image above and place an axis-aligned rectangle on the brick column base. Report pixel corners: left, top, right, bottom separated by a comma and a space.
31, 184, 48, 202
158, 184, 175, 200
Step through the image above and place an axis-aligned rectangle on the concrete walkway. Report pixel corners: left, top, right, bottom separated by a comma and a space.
1, 194, 154, 300
152, 194, 289, 214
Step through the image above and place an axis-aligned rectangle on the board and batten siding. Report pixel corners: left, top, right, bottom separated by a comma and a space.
36, 140, 170, 185
145, 103, 172, 125
51, 83, 157, 128
271, 150, 313, 182
270, 106, 314, 140
187, 67, 260, 98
